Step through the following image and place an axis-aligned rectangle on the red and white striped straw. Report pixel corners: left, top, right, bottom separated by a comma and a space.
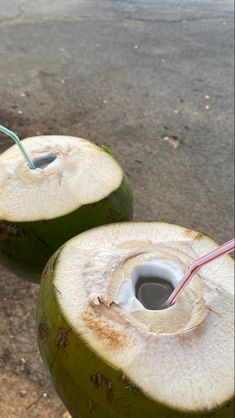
167, 238, 235, 306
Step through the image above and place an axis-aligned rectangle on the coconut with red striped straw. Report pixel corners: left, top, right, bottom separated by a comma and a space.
36, 222, 234, 417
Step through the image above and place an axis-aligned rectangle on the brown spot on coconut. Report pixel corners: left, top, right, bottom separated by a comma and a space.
0, 222, 24, 239
105, 379, 113, 403
185, 228, 204, 240
38, 319, 49, 341
56, 327, 70, 351
90, 373, 103, 389
90, 373, 113, 403
82, 308, 127, 350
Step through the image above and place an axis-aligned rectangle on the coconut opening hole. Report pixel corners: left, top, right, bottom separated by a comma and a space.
116, 260, 182, 312
32, 153, 58, 169
135, 276, 174, 310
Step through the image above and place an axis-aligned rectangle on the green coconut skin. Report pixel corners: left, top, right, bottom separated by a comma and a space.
36, 252, 234, 418
0, 174, 132, 282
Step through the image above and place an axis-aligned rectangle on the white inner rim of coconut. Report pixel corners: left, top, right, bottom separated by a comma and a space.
116, 260, 182, 311
32, 152, 59, 170
0, 136, 123, 221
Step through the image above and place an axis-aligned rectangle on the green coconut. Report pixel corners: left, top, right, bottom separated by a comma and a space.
36, 222, 234, 418
0, 136, 132, 282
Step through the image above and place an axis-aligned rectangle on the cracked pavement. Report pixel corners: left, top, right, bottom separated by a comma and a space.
0, 0, 234, 417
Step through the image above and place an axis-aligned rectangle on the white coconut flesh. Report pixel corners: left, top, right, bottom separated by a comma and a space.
0, 136, 123, 222
54, 222, 234, 413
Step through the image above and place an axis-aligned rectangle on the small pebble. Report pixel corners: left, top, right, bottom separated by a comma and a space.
19, 390, 27, 398
169, 138, 180, 149
162, 136, 180, 149
62, 412, 72, 418
174, 109, 179, 114
103, 100, 108, 104
17, 110, 23, 115
134, 45, 139, 49
60, 79, 65, 84
204, 95, 211, 100
20, 92, 26, 97
161, 59, 166, 63
43, 393, 48, 398
205, 105, 210, 110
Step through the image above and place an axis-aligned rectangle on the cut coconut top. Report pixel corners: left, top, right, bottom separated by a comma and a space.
54, 222, 234, 413
0, 136, 123, 222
